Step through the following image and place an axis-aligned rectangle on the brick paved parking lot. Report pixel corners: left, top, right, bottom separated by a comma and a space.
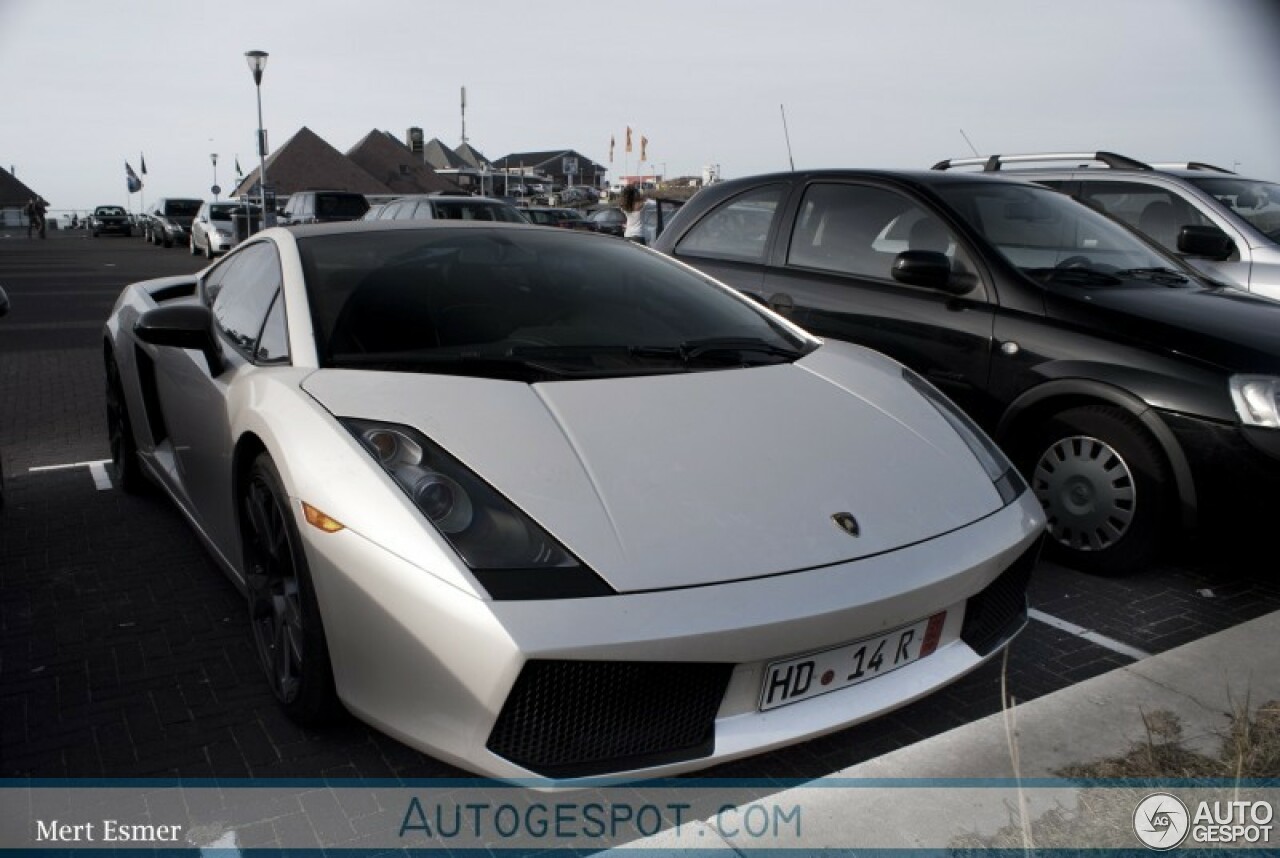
3, 230, 1279, 781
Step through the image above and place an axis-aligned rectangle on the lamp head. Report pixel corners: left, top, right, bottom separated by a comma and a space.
244, 50, 269, 85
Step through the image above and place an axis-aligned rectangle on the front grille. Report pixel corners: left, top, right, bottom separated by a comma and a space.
960, 536, 1041, 656
487, 660, 733, 778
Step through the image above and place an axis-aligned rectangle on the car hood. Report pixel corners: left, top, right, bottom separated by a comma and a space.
1050, 281, 1280, 373
301, 342, 1003, 593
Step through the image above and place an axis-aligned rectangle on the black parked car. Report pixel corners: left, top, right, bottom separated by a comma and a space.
88, 205, 132, 237
278, 190, 370, 225
654, 170, 1280, 575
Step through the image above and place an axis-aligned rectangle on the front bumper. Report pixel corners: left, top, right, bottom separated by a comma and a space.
1161, 410, 1280, 524
301, 492, 1044, 782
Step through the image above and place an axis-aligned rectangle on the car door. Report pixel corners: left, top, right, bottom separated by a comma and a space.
762, 180, 997, 419
155, 241, 288, 564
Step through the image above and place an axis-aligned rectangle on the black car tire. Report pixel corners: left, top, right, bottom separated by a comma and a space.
105, 354, 147, 494
1021, 404, 1170, 576
163, 236, 173, 248
205, 241, 214, 260
190, 238, 199, 256
242, 453, 342, 725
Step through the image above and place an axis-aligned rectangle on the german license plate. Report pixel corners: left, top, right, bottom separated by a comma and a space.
759, 612, 945, 711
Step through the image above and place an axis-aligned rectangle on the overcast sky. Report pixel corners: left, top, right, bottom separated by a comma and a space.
3, 0, 1278, 213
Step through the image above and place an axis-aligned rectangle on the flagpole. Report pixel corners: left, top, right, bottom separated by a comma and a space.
140, 152, 145, 213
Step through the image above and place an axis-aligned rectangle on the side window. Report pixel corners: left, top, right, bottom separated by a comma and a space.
254, 291, 290, 365
675, 184, 784, 262
787, 183, 979, 289
1078, 181, 1209, 253
211, 242, 285, 358
202, 252, 243, 306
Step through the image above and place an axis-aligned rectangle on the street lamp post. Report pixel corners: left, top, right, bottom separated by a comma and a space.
210, 153, 219, 200
244, 50, 270, 228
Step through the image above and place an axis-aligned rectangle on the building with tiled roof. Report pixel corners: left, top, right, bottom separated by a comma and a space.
493, 149, 607, 189
0, 167, 44, 228
232, 126, 391, 203
346, 131, 460, 195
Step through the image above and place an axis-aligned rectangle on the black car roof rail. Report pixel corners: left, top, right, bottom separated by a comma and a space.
1149, 161, 1236, 173
931, 151, 1153, 172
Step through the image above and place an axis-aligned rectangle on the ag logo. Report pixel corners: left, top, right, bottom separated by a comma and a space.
1133, 792, 1189, 850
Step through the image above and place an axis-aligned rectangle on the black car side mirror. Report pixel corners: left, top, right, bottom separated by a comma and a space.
1178, 225, 1235, 261
135, 303, 224, 377
892, 251, 971, 295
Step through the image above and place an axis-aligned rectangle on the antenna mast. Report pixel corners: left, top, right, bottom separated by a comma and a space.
959, 128, 980, 157
780, 104, 796, 171
461, 86, 468, 145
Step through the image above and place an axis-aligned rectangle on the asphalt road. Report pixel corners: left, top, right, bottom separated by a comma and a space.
2, 228, 1278, 780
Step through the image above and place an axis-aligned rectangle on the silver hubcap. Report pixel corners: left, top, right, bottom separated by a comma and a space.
1032, 434, 1136, 552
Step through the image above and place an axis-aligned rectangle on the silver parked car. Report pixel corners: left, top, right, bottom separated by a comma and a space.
103, 221, 1042, 782
932, 152, 1280, 300
190, 201, 261, 258
373, 192, 528, 223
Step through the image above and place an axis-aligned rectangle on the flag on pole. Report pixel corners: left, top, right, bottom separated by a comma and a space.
235, 155, 243, 177
126, 162, 142, 193
609, 135, 615, 163
625, 127, 633, 154
640, 136, 648, 162
140, 154, 148, 175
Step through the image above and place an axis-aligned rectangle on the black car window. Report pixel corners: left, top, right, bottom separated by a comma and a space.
429, 200, 525, 223
317, 193, 369, 218
211, 242, 285, 358
787, 183, 980, 289
254, 290, 290, 365
1077, 181, 1211, 253
164, 200, 202, 217
676, 185, 782, 262
1188, 177, 1280, 241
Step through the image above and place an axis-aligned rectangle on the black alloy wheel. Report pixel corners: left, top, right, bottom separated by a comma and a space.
241, 454, 340, 724
1021, 404, 1171, 576
105, 355, 146, 493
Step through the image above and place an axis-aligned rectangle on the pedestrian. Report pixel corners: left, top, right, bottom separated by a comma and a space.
619, 184, 646, 244
27, 197, 48, 239
25, 198, 38, 238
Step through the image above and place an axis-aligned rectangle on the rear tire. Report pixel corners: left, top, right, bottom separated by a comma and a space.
1019, 404, 1170, 576
190, 238, 199, 256
241, 454, 341, 724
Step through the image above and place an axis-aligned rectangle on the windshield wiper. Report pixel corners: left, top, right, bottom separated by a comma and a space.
1114, 267, 1189, 285
677, 336, 807, 363
1025, 267, 1123, 286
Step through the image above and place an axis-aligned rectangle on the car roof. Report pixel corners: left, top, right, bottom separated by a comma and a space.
278, 220, 539, 239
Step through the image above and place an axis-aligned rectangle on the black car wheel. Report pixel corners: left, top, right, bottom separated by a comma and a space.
205, 240, 214, 260
1021, 405, 1170, 576
105, 355, 147, 494
242, 454, 340, 724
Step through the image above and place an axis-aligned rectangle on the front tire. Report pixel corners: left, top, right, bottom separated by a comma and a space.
242, 454, 341, 724
105, 354, 147, 493
1019, 405, 1171, 576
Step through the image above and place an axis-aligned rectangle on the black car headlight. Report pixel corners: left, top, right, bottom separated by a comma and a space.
343, 418, 614, 600
901, 369, 1026, 505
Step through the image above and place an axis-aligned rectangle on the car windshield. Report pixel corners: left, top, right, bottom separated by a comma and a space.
428, 200, 527, 223
165, 200, 202, 217
933, 181, 1180, 284
1188, 177, 1280, 243
299, 227, 812, 380
96, 206, 125, 216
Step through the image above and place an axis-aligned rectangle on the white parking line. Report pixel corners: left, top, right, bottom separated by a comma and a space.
28, 459, 114, 491
1028, 608, 1151, 661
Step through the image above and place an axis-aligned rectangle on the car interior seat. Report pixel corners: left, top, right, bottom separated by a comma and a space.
1137, 200, 1179, 250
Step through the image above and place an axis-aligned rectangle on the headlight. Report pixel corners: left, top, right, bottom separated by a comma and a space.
1230, 375, 1280, 428
215, 229, 233, 239
902, 369, 1026, 505
342, 419, 614, 600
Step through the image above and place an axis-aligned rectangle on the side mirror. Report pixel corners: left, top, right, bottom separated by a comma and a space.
892, 250, 970, 295
1178, 225, 1235, 261
134, 303, 224, 377
0, 285, 9, 318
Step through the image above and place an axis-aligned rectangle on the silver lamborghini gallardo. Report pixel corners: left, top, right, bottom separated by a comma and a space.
103, 221, 1044, 781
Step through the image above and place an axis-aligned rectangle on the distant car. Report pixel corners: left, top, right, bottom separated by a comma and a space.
654, 168, 1280, 575
520, 207, 593, 230
103, 220, 1042, 781
372, 193, 528, 223
279, 191, 370, 225
145, 198, 203, 247
89, 205, 132, 237
931, 152, 1280, 300
361, 203, 388, 221
191, 201, 262, 258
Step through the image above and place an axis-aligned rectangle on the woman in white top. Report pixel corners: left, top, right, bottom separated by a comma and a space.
619, 185, 646, 244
